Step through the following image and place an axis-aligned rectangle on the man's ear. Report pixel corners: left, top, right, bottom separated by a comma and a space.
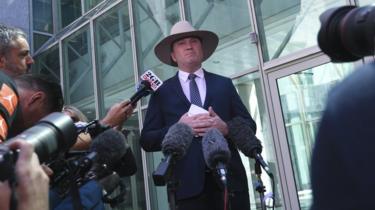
28, 91, 45, 106
171, 52, 177, 62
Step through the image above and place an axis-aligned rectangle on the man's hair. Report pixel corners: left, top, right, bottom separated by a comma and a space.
15, 73, 64, 113
0, 24, 27, 57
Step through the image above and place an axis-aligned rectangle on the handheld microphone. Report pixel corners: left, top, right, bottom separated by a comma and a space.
202, 128, 231, 186
90, 129, 137, 178
227, 116, 273, 177
130, 70, 163, 106
152, 123, 193, 186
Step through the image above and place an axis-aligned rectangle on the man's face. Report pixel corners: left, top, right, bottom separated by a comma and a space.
0, 37, 34, 78
171, 37, 204, 71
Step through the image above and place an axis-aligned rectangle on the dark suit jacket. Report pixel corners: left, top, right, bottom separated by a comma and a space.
140, 70, 256, 200
311, 62, 375, 210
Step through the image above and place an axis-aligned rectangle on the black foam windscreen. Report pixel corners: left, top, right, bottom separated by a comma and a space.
202, 128, 231, 169
90, 129, 127, 167
161, 123, 193, 160
227, 116, 262, 158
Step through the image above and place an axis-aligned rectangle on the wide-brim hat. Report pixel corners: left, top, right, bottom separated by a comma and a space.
154, 21, 219, 66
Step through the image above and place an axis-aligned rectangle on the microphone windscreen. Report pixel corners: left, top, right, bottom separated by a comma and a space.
90, 129, 128, 169
227, 117, 262, 158
161, 123, 193, 160
202, 128, 231, 169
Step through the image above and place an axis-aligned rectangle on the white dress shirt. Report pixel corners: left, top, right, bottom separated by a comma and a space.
178, 68, 206, 106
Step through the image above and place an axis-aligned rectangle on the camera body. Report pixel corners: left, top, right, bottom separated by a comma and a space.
0, 112, 77, 181
318, 5, 375, 62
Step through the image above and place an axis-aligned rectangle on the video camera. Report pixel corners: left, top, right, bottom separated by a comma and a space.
318, 4, 375, 62
0, 112, 77, 181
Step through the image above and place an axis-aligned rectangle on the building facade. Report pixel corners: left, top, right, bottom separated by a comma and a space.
4, 0, 374, 209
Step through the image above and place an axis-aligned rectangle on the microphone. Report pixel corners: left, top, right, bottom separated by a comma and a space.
90, 129, 137, 178
227, 117, 273, 177
152, 123, 193, 186
202, 128, 231, 186
130, 70, 163, 106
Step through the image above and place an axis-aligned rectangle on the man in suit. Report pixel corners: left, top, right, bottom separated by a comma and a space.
140, 20, 256, 210
311, 62, 375, 210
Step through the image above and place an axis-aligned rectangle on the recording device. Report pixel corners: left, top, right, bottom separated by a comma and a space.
130, 70, 163, 106
50, 129, 136, 198
74, 120, 111, 138
318, 5, 375, 62
227, 116, 273, 177
202, 128, 231, 186
153, 123, 193, 186
0, 112, 77, 181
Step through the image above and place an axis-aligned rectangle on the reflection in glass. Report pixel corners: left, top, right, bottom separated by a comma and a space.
233, 72, 284, 210
84, 0, 104, 12
133, 0, 180, 206
33, 33, 52, 53
33, 0, 53, 33
112, 113, 147, 210
255, 0, 346, 62
94, 2, 135, 117
185, 0, 258, 77
62, 27, 95, 120
57, 0, 82, 30
132, 0, 180, 105
32, 44, 60, 83
358, 0, 373, 6
277, 63, 354, 209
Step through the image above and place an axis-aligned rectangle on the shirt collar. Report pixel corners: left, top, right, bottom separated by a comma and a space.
178, 68, 204, 82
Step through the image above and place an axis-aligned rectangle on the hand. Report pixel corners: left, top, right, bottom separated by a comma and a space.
207, 107, 228, 136
178, 113, 213, 136
8, 140, 49, 210
0, 180, 11, 210
101, 100, 135, 129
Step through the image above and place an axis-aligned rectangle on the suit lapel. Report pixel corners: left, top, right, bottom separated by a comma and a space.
203, 70, 213, 109
170, 73, 191, 107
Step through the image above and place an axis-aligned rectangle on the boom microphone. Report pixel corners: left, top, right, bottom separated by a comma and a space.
90, 129, 137, 178
227, 117, 273, 177
152, 123, 193, 186
130, 70, 163, 106
202, 128, 231, 186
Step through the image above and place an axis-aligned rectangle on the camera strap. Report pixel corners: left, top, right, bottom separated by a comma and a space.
70, 181, 84, 210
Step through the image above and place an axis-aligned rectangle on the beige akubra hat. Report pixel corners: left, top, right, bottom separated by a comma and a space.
154, 20, 219, 66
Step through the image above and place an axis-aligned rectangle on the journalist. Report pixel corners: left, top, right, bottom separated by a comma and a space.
0, 140, 49, 210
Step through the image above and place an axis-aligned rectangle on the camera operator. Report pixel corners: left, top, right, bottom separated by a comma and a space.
0, 140, 49, 210
311, 4, 375, 210
0, 24, 33, 141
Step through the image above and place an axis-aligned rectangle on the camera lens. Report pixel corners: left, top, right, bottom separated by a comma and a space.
12, 112, 77, 162
318, 5, 375, 62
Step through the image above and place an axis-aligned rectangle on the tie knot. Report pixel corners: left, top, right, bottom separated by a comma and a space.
188, 74, 197, 80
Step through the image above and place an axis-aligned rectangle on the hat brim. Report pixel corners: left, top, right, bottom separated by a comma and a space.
154, 30, 219, 67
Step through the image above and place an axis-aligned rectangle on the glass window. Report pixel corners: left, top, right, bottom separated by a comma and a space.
113, 112, 147, 210
84, 0, 104, 12
62, 26, 95, 120
33, 0, 53, 33
32, 44, 60, 83
33, 33, 51, 51
358, 0, 374, 6
184, 0, 258, 77
94, 1, 135, 117
277, 62, 354, 209
233, 72, 284, 210
57, 0, 82, 30
255, 0, 347, 62
132, 0, 180, 104
133, 1, 180, 209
